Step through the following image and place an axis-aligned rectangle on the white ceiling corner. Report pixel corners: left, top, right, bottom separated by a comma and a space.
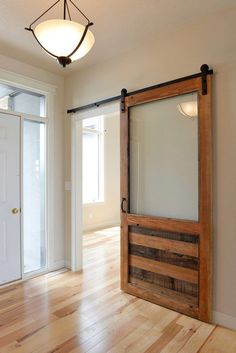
0, 0, 235, 76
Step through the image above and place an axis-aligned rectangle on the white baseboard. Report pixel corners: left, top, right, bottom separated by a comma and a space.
213, 311, 236, 330
49, 260, 65, 272
83, 220, 120, 233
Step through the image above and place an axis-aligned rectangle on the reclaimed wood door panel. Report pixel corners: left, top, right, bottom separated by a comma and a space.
120, 70, 212, 322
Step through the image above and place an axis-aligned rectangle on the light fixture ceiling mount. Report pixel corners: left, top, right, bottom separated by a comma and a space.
25, 0, 95, 68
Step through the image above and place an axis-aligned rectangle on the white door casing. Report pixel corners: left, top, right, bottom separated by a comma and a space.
0, 113, 21, 284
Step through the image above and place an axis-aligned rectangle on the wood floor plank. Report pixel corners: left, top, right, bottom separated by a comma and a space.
74, 315, 148, 353
161, 320, 202, 353
144, 318, 183, 353
199, 326, 236, 353
0, 226, 233, 353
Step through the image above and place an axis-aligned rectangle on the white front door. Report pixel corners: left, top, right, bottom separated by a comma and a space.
0, 113, 21, 284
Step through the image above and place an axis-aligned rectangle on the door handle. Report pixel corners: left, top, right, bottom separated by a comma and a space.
121, 198, 127, 213
12, 208, 19, 214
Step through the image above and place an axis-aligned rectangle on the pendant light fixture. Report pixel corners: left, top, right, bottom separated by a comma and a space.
25, 0, 95, 68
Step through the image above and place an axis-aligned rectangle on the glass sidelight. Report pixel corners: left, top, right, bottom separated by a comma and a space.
23, 120, 46, 274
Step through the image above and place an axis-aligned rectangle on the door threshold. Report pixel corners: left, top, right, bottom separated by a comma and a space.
0, 268, 69, 289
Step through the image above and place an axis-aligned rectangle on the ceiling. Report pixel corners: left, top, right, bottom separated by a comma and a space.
0, 0, 235, 76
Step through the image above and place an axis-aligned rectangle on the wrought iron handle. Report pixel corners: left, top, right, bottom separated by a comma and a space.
121, 197, 127, 213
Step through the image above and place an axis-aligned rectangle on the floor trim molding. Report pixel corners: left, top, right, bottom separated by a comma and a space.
213, 310, 236, 330
49, 260, 65, 272
65, 260, 72, 270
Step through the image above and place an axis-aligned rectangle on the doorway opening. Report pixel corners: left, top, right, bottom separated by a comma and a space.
71, 103, 120, 271
82, 113, 120, 264
83, 226, 120, 276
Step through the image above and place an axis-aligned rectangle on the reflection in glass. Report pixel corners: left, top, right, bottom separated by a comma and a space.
23, 120, 46, 273
177, 101, 198, 118
129, 92, 198, 221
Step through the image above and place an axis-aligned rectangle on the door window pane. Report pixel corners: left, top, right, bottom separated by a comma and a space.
23, 120, 46, 273
129, 92, 199, 221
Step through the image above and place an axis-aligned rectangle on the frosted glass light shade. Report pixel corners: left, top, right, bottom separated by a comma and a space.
34, 19, 95, 61
177, 101, 198, 118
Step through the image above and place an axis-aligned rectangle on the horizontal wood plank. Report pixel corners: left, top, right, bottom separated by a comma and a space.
126, 77, 200, 108
129, 277, 198, 307
126, 283, 199, 319
130, 255, 198, 284
129, 232, 199, 258
127, 214, 201, 235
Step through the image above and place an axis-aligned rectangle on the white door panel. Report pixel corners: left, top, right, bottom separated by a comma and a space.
0, 113, 21, 284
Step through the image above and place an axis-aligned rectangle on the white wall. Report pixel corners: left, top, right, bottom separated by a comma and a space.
83, 113, 120, 232
65, 7, 236, 329
0, 54, 65, 270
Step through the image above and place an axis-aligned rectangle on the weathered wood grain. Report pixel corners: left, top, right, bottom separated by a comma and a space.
129, 232, 199, 257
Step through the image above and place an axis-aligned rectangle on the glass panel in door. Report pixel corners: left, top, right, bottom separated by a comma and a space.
23, 120, 46, 273
129, 92, 199, 221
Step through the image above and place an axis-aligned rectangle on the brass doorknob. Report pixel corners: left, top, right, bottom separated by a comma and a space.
12, 208, 19, 214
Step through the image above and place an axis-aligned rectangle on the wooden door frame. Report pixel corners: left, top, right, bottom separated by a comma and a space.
120, 73, 212, 322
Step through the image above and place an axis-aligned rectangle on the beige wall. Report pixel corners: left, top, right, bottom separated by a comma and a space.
83, 113, 120, 232
0, 54, 65, 269
65, 7, 236, 328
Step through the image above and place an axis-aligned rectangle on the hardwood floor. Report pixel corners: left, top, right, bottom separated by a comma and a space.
0, 226, 235, 352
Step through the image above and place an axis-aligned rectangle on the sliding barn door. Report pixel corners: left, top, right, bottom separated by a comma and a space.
120, 73, 212, 322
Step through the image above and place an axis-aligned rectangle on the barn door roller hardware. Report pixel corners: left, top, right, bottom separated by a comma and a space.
121, 88, 127, 113
201, 64, 210, 95
67, 64, 213, 114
